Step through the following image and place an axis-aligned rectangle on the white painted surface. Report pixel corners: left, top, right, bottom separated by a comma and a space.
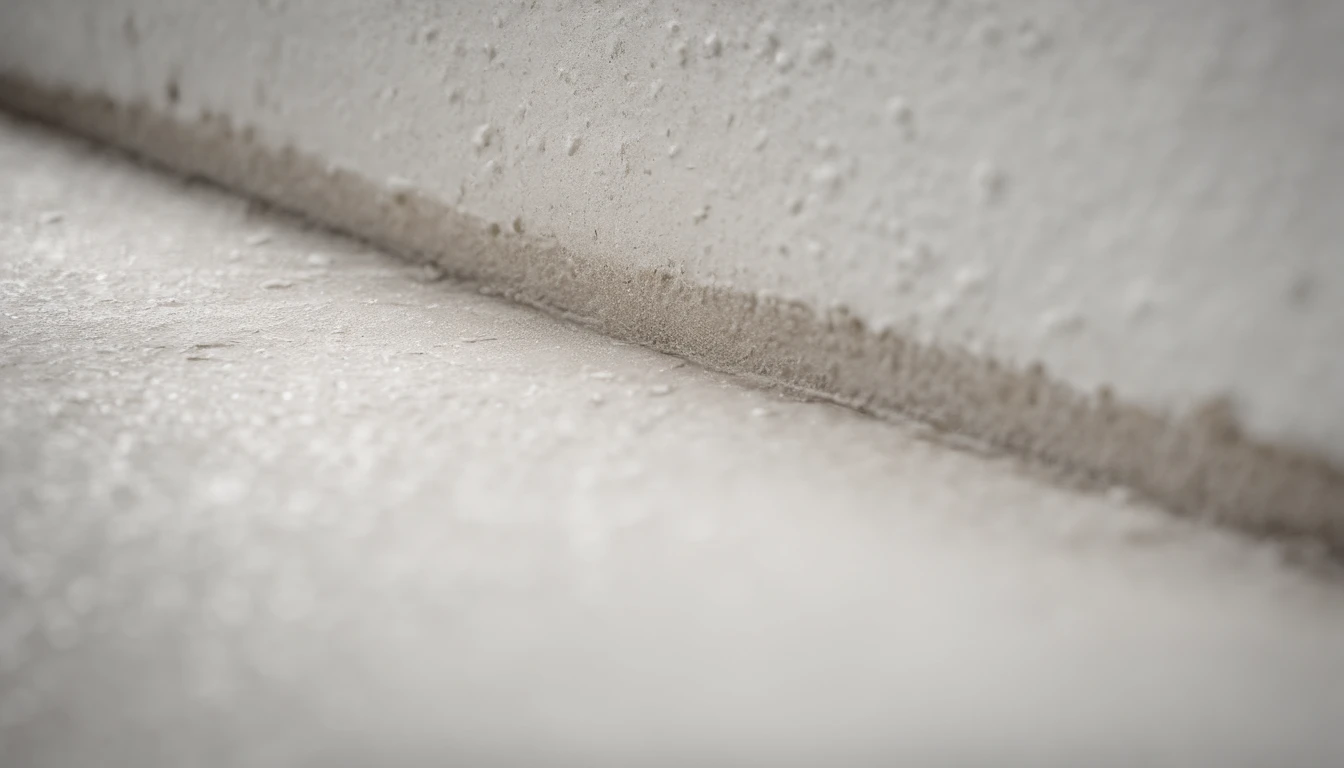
4, 111, 1344, 767
2, 0, 1342, 463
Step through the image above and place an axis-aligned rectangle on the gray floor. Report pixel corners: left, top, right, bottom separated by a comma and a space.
2, 113, 1342, 766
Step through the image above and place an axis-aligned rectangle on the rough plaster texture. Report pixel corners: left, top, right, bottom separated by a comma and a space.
1, 1, 1342, 546
4, 110, 1344, 768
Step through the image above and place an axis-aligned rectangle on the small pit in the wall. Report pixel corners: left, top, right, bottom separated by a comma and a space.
165, 78, 180, 105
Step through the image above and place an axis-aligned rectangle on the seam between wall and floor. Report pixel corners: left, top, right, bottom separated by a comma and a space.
2, 72, 1340, 556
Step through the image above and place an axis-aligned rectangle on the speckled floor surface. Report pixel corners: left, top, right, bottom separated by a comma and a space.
1, 113, 1342, 766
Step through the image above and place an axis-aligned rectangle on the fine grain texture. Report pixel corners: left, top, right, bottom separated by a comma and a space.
4, 0, 1342, 456
3, 0, 1343, 550
1, 74, 1340, 554
2, 111, 1343, 767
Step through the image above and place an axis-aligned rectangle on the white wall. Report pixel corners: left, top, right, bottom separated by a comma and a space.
3, 0, 1342, 466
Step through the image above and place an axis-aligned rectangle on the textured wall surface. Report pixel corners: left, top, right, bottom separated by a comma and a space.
2, 0, 1342, 533
5, 111, 1344, 767
3, 0, 1340, 462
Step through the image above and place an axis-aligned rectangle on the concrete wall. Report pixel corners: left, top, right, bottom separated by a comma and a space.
2, 1, 1342, 539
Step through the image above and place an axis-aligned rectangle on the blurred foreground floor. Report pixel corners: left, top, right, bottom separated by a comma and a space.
1, 112, 1342, 766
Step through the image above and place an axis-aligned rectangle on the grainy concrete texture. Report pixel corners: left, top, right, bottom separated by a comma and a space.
2, 0, 1341, 550
2, 113, 1344, 766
